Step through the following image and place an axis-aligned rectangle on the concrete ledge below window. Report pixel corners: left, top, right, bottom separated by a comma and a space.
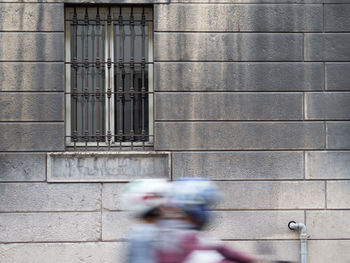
47, 152, 171, 182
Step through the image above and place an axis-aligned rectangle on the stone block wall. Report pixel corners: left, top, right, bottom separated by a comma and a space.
1, 1, 350, 262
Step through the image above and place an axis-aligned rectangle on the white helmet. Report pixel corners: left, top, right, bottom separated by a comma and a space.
122, 179, 170, 218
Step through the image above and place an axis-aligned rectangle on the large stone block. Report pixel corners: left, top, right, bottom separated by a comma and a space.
155, 62, 324, 92
0, 63, 64, 91
216, 181, 325, 209
305, 92, 350, 120
308, 240, 350, 263
205, 211, 304, 239
307, 210, 350, 239
0, 123, 64, 151
47, 152, 170, 182
0, 212, 101, 242
173, 151, 303, 180
326, 63, 350, 91
155, 4, 322, 32
155, 33, 303, 61
0, 183, 101, 212
103, 183, 127, 211
305, 34, 350, 61
327, 181, 350, 209
102, 211, 134, 240
0, 242, 125, 263
0, 93, 63, 121
0, 153, 45, 181
0, 33, 64, 61
155, 93, 303, 120
327, 122, 350, 149
155, 122, 325, 150
325, 4, 350, 32
306, 151, 350, 179
0, 3, 64, 31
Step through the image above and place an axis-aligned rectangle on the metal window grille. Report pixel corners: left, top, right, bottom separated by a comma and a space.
65, 6, 153, 151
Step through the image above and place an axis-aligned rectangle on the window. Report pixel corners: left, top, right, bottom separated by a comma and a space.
65, 6, 153, 150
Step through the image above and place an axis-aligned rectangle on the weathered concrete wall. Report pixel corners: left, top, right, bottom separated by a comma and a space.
0, 1, 350, 263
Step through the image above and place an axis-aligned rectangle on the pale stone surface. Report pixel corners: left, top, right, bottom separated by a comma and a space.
171, 0, 323, 2
155, 4, 322, 32
0, 242, 126, 263
0, 123, 64, 151
102, 211, 134, 240
0, 212, 101, 242
305, 34, 350, 61
305, 92, 350, 120
327, 181, 350, 209
326, 63, 350, 91
308, 240, 350, 263
306, 151, 350, 179
156, 93, 302, 120
47, 152, 170, 182
205, 211, 304, 239
0, 183, 101, 212
173, 151, 303, 180
327, 122, 350, 149
155, 62, 324, 91
102, 183, 127, 210
0, 153, 46, 181
325, 4, 350, 32
0, 93, 63, 121
155, 122, 324, 150
0, 33, 64, 61
0, 3, 64, 31
307, 210, 350, 239
0, 63, 64, 91
155, 33, 303, 61
216, 181, 325, 209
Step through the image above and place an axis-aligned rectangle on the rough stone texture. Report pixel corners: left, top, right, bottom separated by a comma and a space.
0, 153, 46, 181
0, 242, 126, 263
155, 122, 324, 150
308, 240, 350, 263
0, 3, 64, 31
325, 4, 350, 32
306, 151, 350, 179
0, 183, 101, 212
0, 212, 101, 242
224, 240, 299, 262
47, 152, 170, 182
0, 123, 64, 151
173, 151, 303, 180
155, 33, 303, 61
102, 183, 127, 211
327, 181, 350, 209
0, 93, 63, 121
305, 34, 350, 61
102, 211, 134, 240
0, 33, 64, 61
326, 63, 350, 91
216, 181, 325, 209
327, 122, 350, 149
205, 211, 304, 239
170, 0, 323, 2
155, 62, 324, 92
155, 4, 322, 32
0, 63, 64, 91
305, 92, 350, 120
155, 93, 303, 120
307, 210, 350, 239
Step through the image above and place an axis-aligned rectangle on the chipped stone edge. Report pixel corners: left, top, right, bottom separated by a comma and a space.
47, 151, 172, 183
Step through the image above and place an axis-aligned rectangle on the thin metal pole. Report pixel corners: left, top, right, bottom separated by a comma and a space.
84, 7, 89, 150
107, 7, 112, 150
118, 8, 124, 148
130, 8, 135, 149
95, 7, 101, 150
141, 8, 146, 148
72, 7, 78, 150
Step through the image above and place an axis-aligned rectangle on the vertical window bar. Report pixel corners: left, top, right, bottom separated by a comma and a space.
107, 8, 112, 150
130, 8, 135, 149
72, 7, 78, 150
95, 7, 101, 150
141, 8, 146, 149
84, 8, 89, 149
118, 8, 124, 148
